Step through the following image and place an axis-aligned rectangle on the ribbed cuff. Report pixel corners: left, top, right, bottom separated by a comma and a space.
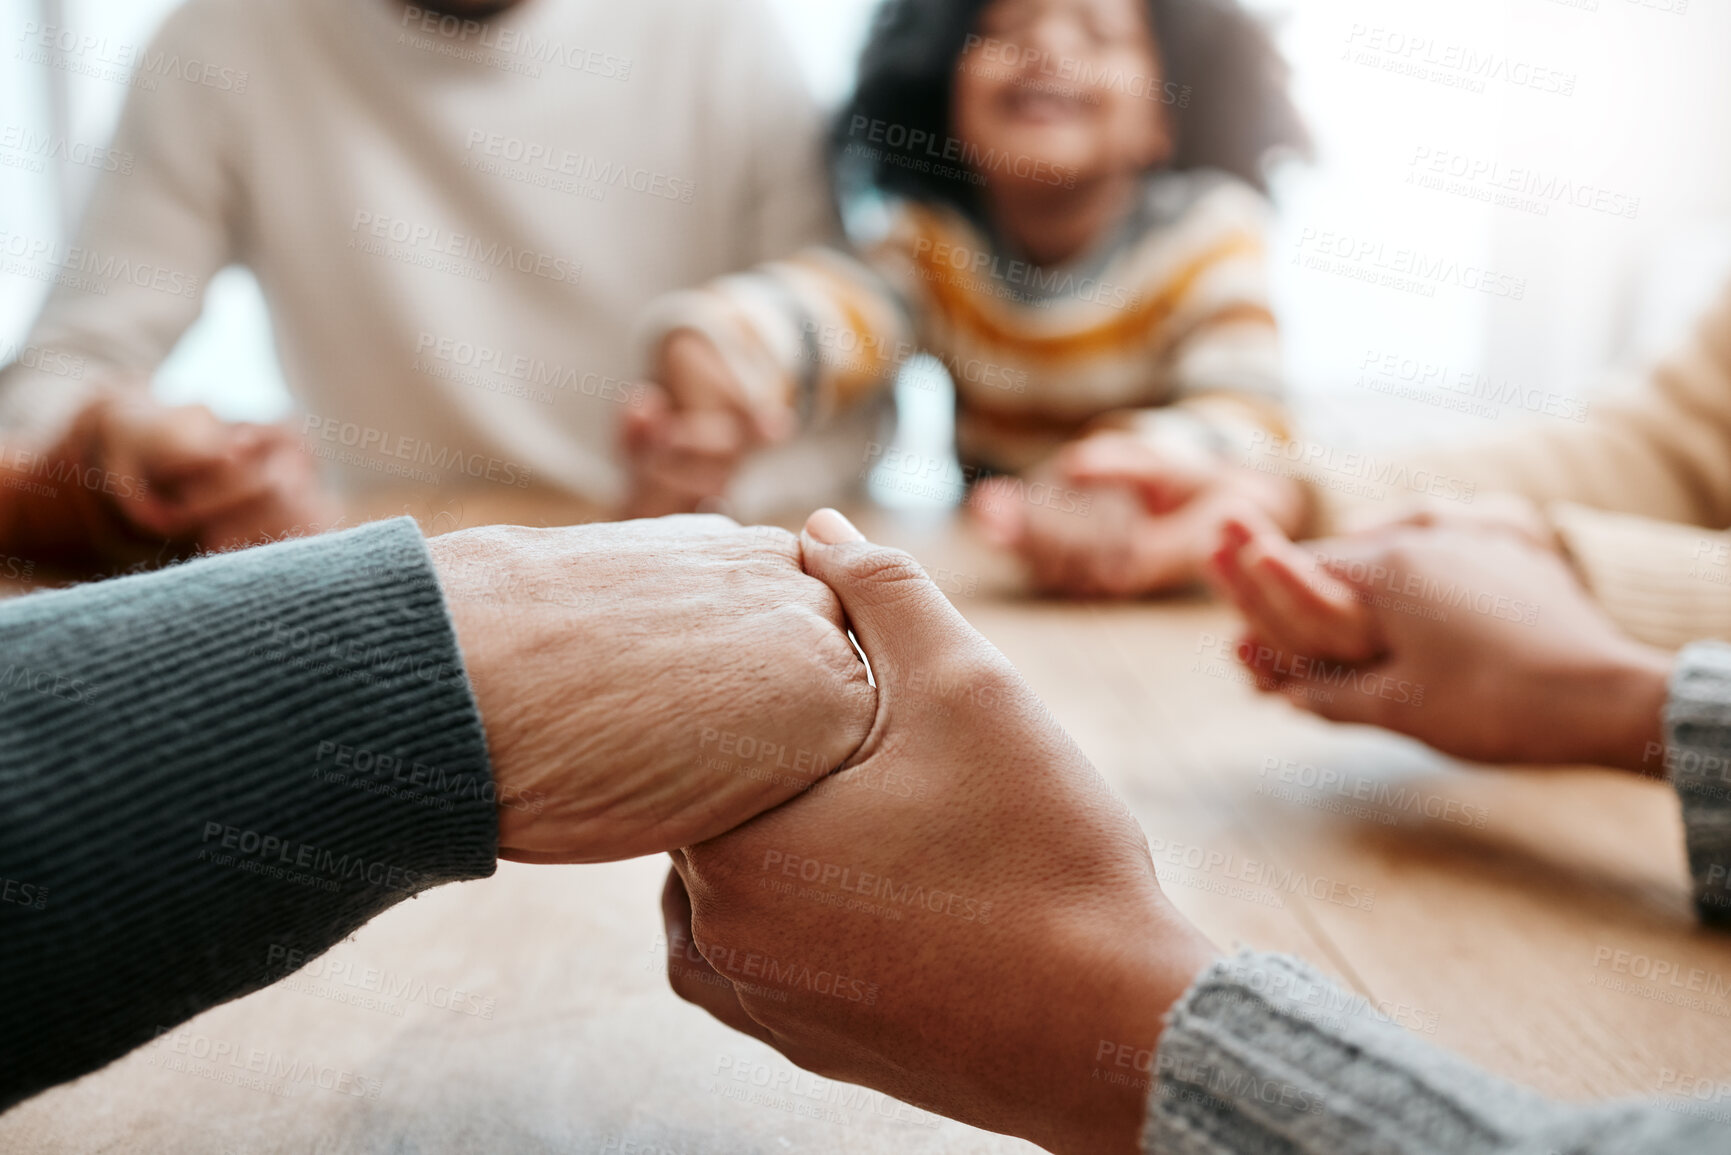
1663, 643, 1731, 927
0, 517, 496, 1109
1144, 952, 1562, 1155
1551, 503, 1731, 650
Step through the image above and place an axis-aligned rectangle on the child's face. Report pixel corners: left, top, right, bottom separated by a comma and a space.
954, 0, 1171, 193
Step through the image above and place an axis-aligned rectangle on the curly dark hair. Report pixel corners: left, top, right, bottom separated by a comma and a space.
833, 0, 1307, 215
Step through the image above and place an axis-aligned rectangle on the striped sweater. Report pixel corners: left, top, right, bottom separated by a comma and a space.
637, 170, 1290, 475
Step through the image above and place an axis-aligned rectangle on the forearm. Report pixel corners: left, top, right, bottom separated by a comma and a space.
637, 250, 910, 428
0, 518, 496, 1111
1145, 952, 1730, 1155
1312, 286, 1731, 539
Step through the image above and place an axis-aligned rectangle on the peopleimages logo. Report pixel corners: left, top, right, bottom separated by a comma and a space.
846, 116, 1077, 189
462, 131, 694, 203
1242, 431, 1478, 506
348, 211, 583, 286
413, 332, 644, 405
760, 850, 994, 924
0, 124, 133, 174
1, 875, 48, 911
1342, 24, 1577, 97
0, 229, 201, 299
1407, 146, 1641, 221
200, 822, 423, 893
910, 235, 1142, 311
16, 22, 251, 92
0, 340, 86, 380
398, 5, 632, 80
1292, 228, 1526, 301
0, 664, 100, 707
1355, 347, 1589, 424
301, 415, 535, 489
961, 35, 1193, 106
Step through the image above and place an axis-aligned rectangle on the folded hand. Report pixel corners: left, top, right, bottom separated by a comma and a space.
663, 510, 1215, 1154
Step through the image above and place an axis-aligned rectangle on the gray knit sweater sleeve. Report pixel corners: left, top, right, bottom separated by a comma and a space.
1145, 953, 1730, 1154
1663, 641, 1731, 926
0, 518, 497, 1112
1143, 643, 1731, 1154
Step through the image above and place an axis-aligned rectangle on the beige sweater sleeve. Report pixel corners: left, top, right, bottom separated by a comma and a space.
1309, 282, 1731, 648
1411, 281, 1731, 524
1547, 503, 1731, 649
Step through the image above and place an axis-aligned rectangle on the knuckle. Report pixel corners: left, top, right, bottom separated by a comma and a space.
747, 525, 800, 555
779, 606, 865, 683
845, 546, 929, 591
668, 512, 741, 534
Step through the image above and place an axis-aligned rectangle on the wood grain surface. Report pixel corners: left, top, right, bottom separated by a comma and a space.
3, 497, 1727, 1152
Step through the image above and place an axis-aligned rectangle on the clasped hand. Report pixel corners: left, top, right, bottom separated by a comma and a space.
433, 509, 1217, 1154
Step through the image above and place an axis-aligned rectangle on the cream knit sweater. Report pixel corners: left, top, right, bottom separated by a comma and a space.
1312, 282, 1731, 649
0, 0, 849, 510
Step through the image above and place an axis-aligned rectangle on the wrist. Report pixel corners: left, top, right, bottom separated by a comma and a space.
1035, 903, 1217, 1155
428, 530, 576, 860
1586, 644, 1674, 775
1227, 466, 1307, 539
426, 535, 512, 849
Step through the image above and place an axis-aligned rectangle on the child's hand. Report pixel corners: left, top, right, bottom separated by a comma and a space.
972, 469, 1157, 596
1206, 514, 1384, 673
1213, 525, 1672, 770
621, 385, 758, 519
621, 331, 794, 519
969, 431, 1306, 598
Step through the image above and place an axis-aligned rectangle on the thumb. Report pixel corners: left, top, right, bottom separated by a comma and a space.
799, 508, 979, 690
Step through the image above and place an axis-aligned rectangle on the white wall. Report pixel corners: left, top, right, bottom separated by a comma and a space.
1250, 0, 1731, 448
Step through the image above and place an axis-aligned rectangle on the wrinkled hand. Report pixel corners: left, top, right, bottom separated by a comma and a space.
18, 391, 341, 563
428, 514, 877, 863
662, 510, 1216, 1155
970, 430, 1306, 597
621, 331, 793, 519
1211, 518, 1672, 771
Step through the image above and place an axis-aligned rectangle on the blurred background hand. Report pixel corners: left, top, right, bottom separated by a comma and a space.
621, 330, 795, 519
11, 389, 341, 565
971, 429, 1307, 598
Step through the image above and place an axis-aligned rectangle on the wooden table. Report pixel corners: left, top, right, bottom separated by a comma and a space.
4, 498, 1729, 1153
